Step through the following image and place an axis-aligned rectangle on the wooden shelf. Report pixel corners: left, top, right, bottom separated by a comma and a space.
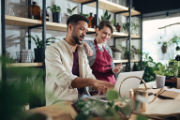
113, 59, 140, 63
6, 16, 140, 38
6, 15, 41, 27
111, 32, 140, 38
6, 63, 43, 67
72, 0, 141, 16
5, 15, 95, 32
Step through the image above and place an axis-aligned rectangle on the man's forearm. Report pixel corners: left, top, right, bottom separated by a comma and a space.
71, 77, 94, 88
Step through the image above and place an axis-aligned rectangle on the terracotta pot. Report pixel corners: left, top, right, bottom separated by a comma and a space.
161, 46, 167, 53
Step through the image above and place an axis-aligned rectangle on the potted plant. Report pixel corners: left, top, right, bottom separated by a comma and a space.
65, 3, 77, 17
47, 5, 62, 23
154, 65, 174, 88
110, 46, 121, 60
168, 59, 180, 88
28, 33, 60, 62
157, 41, 171, 54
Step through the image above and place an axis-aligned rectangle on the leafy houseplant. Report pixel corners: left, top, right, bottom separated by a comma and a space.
154, 65, 174, 77
158, 41, 171, 54
65, 3, 77, 17
28, 33, 60, 62
141, 53, 163, 82
119, 45, 132, 59
101, 10, 111, 21
123, 22, 139, 34
168, 59, 180, 78
47, 5, 62, 23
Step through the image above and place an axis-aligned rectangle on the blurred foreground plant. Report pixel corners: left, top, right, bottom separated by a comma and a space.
74, 89, 148, 120
0, 56, 45, 120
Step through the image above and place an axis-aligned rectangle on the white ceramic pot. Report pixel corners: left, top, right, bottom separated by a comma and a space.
156, 75, 166, 88
114, 52, 121, 60
177, 78, 180, 89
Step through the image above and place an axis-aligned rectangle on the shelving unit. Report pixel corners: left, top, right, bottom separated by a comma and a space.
1, 0, 47, 108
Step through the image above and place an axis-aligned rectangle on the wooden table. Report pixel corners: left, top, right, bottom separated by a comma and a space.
29, 101, 143, 120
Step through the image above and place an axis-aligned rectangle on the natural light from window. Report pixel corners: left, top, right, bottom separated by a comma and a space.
143, 17, 180, 64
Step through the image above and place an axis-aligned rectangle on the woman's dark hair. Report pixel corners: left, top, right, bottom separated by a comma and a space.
67, 14, 89, 26
97, 20, 113, 33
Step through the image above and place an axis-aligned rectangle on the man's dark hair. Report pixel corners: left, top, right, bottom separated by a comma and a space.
97, 20, 114, 33
66, 14, 89, 26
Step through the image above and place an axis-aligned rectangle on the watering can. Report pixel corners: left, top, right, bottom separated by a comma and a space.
119, 76, 163, 112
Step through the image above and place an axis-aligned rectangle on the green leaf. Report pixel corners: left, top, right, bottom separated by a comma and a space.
72, 6, 77, 12
67, 8, 72, 14
106, 89, 118, 101
107, 14, 111, 20
114, 105, 120, 112
136, 114, 148, 120
159, 65, 165, 72
104, 10, 108, 17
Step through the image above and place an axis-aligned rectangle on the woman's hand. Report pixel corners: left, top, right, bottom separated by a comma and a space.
83, 42, 93, 56
112, 63, 123, 73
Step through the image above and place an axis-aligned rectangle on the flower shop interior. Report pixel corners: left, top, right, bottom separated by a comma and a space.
1, 0, 180, 120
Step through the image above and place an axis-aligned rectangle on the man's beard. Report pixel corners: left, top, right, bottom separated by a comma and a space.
72, 34, 82, 45
71, 33, 84, 45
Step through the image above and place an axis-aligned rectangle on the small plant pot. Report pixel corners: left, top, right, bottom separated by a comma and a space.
156, 75, 166, 88
161, 46, 167, 54
114, 52, 121, 60
52, 12, 62, 23
34, 48, 44, 62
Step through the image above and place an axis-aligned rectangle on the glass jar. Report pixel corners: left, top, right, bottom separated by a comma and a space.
116, 23, 121, 32
88, 13, 94, 28
28, 2, 40, 20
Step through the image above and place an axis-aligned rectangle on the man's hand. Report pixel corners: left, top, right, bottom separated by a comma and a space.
92, 80, 114, 95
83, 42, 93, 56
112, 63, 123, 73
